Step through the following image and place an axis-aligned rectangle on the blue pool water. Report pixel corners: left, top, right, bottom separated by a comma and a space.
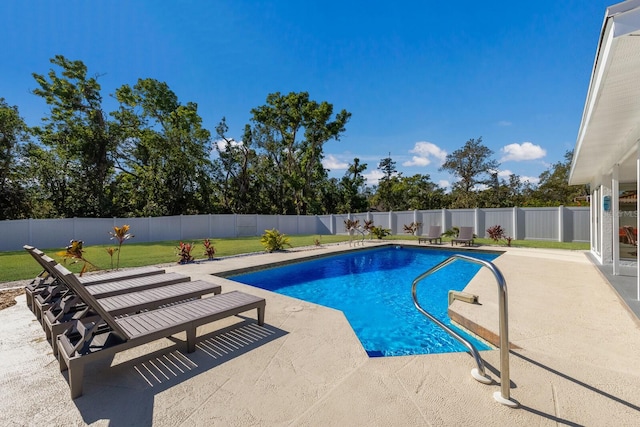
230, 246, 500, 357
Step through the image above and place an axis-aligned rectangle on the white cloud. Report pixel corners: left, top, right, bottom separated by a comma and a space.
215, 138, 242, 151
322, 154, 349, 170
402, 141, 447, 167
497, 169, 513, 178
438, 180, 450, 190
520, 175, 540, 185
497, 120, 512, 127
363, 170, 384, 186
500, 142, 546, 162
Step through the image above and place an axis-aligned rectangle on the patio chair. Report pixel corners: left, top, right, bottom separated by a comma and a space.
451, 226, 475, 246
24, 245, 165, 312
54, 263, 266, 398
418, 225, 442, 244
44, 279, 222, 356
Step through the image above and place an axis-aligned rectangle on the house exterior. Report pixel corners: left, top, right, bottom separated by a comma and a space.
569, 0, 640, 298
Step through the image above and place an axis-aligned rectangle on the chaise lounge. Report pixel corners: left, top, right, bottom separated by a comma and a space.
451, 226, 475, 246
53, 263, 266, 398
418, 225, 443, 244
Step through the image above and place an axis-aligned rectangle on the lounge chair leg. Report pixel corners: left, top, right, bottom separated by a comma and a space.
186, 328, 196, 353
68, 360, 85, 399
257, 306, 265, 326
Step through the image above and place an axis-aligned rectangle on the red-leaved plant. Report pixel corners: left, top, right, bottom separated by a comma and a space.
203, 239, 216, 260
177, 242, 195, 264
56, 240, 99, 276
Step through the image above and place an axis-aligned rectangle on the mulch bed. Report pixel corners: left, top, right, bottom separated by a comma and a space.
0, 289, 25, 311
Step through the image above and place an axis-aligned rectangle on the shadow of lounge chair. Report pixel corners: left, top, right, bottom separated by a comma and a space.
418, 225, 443, 244
451, 226, 475, 246
53, 263, 266, 398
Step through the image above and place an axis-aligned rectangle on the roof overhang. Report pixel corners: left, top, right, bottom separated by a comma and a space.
570, 0, 640, 186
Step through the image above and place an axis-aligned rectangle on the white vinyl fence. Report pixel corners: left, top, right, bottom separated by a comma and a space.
0, 206, 589, 252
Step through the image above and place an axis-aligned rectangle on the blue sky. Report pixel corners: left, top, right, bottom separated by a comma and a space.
2, 0, 614, 189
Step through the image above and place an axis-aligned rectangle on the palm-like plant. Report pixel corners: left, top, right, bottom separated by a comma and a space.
109, 225, 134, 270
56, 240, 99, 276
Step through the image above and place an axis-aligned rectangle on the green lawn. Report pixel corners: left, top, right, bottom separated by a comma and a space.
1, 234, 589, 284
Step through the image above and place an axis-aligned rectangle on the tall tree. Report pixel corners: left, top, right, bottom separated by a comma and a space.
0, 99, 32, 219
375, 154, 399, 211
247, 92, 351, 215
439, 137, 499, 208
112, 78, 214, 216
528, 150, 588, 206
213, 118, 260, 213
338, 157, 369, 213
31, 55, 116, 217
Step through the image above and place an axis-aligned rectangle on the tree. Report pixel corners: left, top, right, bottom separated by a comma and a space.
247, 92, 351, 215
112, 78, 215, 216
212, 118, 260, 213
439, 137, 499, 208
528, 150, 588, 206
31, 55, 117, 217
0, 98, 32, 219
337, 157, 369, 213
375, 154, 399, 210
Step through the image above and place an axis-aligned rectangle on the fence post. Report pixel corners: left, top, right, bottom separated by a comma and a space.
512, 207, 518, 240
475, 208, 480, 237
558, 205, 565, 242
442, 209, 448, 233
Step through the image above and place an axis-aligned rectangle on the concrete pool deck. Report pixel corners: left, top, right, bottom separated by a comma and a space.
1, 242, 640, 426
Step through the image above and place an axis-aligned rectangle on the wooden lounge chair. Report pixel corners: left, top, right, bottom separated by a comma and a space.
54, 263, 266, 398
25, 248, 190, 321
418, 225, 443, 244
24, 245, 165, 312
451, 226, 475, 246
44, 279, 222, 356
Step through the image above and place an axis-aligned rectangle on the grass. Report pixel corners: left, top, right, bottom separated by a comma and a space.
0, 234, 590, 284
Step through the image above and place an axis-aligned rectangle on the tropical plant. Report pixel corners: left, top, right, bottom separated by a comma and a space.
403, 222, 422, 235
260, 228, 292, 252
109, 224, 134, 270
203, 238, 216, 260
486, 225, 513, 246
370, 226, 391, 239
176, 242, 195, 264
105, 247, 118, 270
56, 240, 99, 276
314, 236, 322, 246
344, 218, 360, 231
442, 226, 460, 238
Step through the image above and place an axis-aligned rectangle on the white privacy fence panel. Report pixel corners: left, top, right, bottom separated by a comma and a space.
483, 209, 515, 238
0, 206, 590, 251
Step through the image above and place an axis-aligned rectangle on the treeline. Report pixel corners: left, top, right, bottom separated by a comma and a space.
0, 56, 588, 220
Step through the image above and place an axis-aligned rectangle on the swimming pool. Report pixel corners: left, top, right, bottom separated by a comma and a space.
229, 246, 500, 357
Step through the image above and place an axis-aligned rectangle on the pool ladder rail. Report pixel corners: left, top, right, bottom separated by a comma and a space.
411, 254, 518, 408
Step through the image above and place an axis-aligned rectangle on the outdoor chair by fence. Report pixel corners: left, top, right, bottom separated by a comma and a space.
451, 226, 475, 246
418, 225, 442, 244
53, 263, 266, 398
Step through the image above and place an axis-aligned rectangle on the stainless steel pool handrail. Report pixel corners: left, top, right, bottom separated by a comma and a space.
411, 253, 517, 407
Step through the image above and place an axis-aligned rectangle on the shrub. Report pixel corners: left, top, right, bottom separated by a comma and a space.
260, 229, 292, 253
403, 222, 422, 235
203, 238, 216, 260
486, 225, 513, 246
176, 242, 195, 264
370, 225, 391, 239
344, 219, 360, 231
